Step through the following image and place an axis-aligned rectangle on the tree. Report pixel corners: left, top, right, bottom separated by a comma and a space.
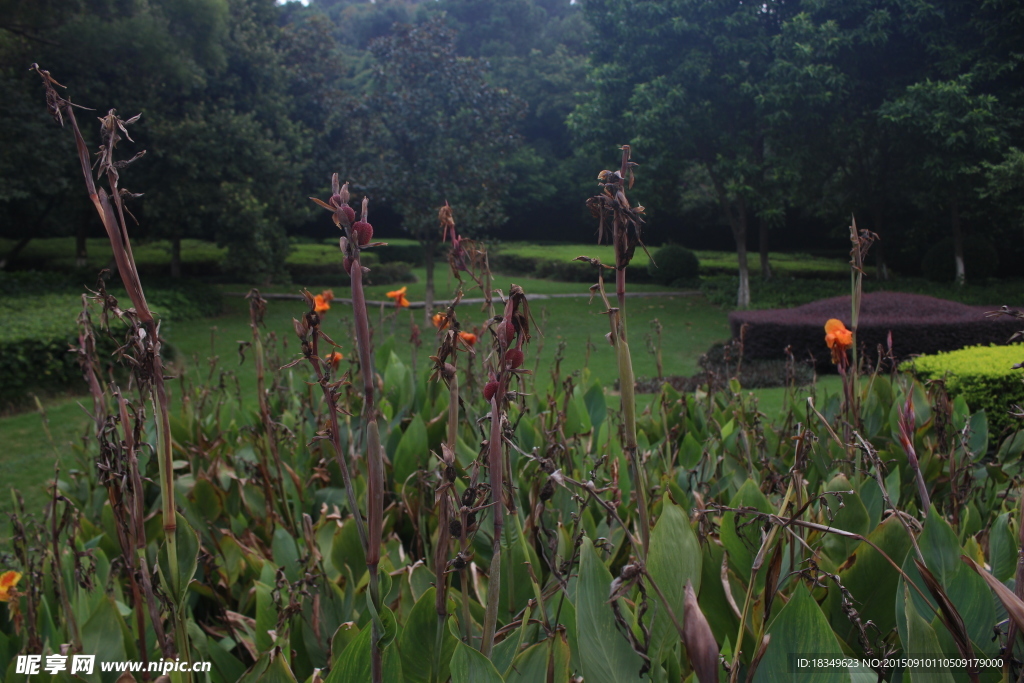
364, 17, 523, 321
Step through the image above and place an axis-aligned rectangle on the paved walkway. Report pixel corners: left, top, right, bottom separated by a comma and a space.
225, 289, 701, 309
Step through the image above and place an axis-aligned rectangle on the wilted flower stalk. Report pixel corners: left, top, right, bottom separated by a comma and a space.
585, 145, 651, 553
481, 284, 531, 655
897, 392, 930, 512
33, 65, 187, 663
310, 175, 386, 682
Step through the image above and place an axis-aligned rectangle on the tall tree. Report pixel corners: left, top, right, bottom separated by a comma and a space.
364, 16, 523, 321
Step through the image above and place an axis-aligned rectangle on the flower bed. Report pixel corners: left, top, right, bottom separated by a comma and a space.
729, 292, 1020, 367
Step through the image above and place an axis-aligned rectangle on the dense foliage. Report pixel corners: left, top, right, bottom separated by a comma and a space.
907, 343, 1024, 434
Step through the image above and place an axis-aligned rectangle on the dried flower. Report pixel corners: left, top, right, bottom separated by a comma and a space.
386, 286, 410, 308
459, 331, 477, 346
0, 571, 21, 602
326, 351, 344, 371
824, 318, 852, 363
432, 313, 449, 330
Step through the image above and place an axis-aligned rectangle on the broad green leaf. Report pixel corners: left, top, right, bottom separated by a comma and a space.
698, 539, 741, 649
576, 536, 645, 683
157, 512, 200, 609
492, 603, 531, 676
990, 512, 1017, 581
721, 479, 773, 581
504, 633, 571, 683
826, 515, 912, 647
919, 505, 962, 587
647, 495, 702, 664
821, 474, 870, 564
324, 625, 402, 683
332, 517, 367, 581
753, 584, 851, 683
272, 527, 300, 582
584, 381, 607, 431
257, 649, 299, 683
967, 411, 988, 460
903, 587, 956, 683
331, 622, 359, 666
392, 414, 428, 487
207, 635, 248, 683
399, 588, 457, 683
680, 432, 703, 469
449, 642, 504, 683
81, 597, 128, 683
255, 580, 277, 653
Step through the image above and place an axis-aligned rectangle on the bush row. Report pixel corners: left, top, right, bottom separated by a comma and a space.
490, 243, 701, 285
0, 281, 215, 408
905, 343, 1024, 434
287, 260, 415, 287
729, 292, 1021, 369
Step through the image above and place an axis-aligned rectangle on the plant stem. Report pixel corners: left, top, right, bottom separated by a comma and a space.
481, 391, 504, 656
614, 267, 650, 555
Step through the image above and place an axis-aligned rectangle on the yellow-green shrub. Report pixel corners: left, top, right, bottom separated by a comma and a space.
905, 344, 1024, 434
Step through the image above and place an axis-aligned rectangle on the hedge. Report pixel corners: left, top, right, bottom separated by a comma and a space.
490, 251, 656, 283
0, 284, 209, 409
729, 292, 1021, 368
904, 344, 1024, 434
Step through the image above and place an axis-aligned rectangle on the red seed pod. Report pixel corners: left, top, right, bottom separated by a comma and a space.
352, 221, 373, 246
340, 205, 356, 225
343, 255, 354, 274
483, 381, 500, 402
505, 348, 524, 369
496, 320, 515, 345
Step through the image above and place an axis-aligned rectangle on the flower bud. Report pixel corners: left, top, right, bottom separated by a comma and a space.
343, 255, 354, 274
504, 348, 524, 369
340, 205, 356, 225
483, 380, 500, 402
352, 221, 373, 246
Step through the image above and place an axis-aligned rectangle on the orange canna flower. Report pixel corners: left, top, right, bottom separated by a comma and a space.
321, 289, 335, 303
432, 312, 449, 330
459, 331, 477, 346
386, 286, 410, 308
824, 318, 853, 364
314, 294, 331, 314
326, 351, 344, 371
0, 570, 21, 602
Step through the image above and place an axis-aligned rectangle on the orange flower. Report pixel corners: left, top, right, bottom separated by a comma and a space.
326, 351, 344, 371
432, 312, 449, 330
314, 294, 330, 314
386, 286, 410, 308
0, 571, 21, 602
321, 289, 335, 303
459, 331, 477, 346
824, 318, 853, 363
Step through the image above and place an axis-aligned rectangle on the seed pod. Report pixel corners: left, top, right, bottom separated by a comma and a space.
449, 519, 463, 537
343, 255, 354, 274
466, 511, 477, 529
496, 320, 515, 345
540, 478, 554, 501
352, 221, 373, 246
445, 464, 457, 483
453, 554, 468, 570
340, 205, 356, 225
461, 486, 476, 507
483, 380, 500, 402
505, 348, 524, 369
330, 193, 345, 208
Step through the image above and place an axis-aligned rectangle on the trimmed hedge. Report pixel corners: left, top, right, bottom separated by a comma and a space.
729, 292, 1021, 368
490, 250, 656, 283
905, 344, 1024, 434
287, 257, 415, 287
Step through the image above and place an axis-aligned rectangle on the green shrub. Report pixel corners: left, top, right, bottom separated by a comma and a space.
921, 236, 999, 282
905, 343, 1024, 434
648, 244, 700, 286
287, 257, 414, 287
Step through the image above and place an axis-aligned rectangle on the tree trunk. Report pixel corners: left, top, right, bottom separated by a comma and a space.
735, 218, 750, 309
0, 235, 32, 270
171, 235, 182, 279
870, 206, 889, 281
707, 165, 751, 309
951, 197, 965, 286
758, 216, 772, 281
423, 239, 435, 326
75, 223, 88, 269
